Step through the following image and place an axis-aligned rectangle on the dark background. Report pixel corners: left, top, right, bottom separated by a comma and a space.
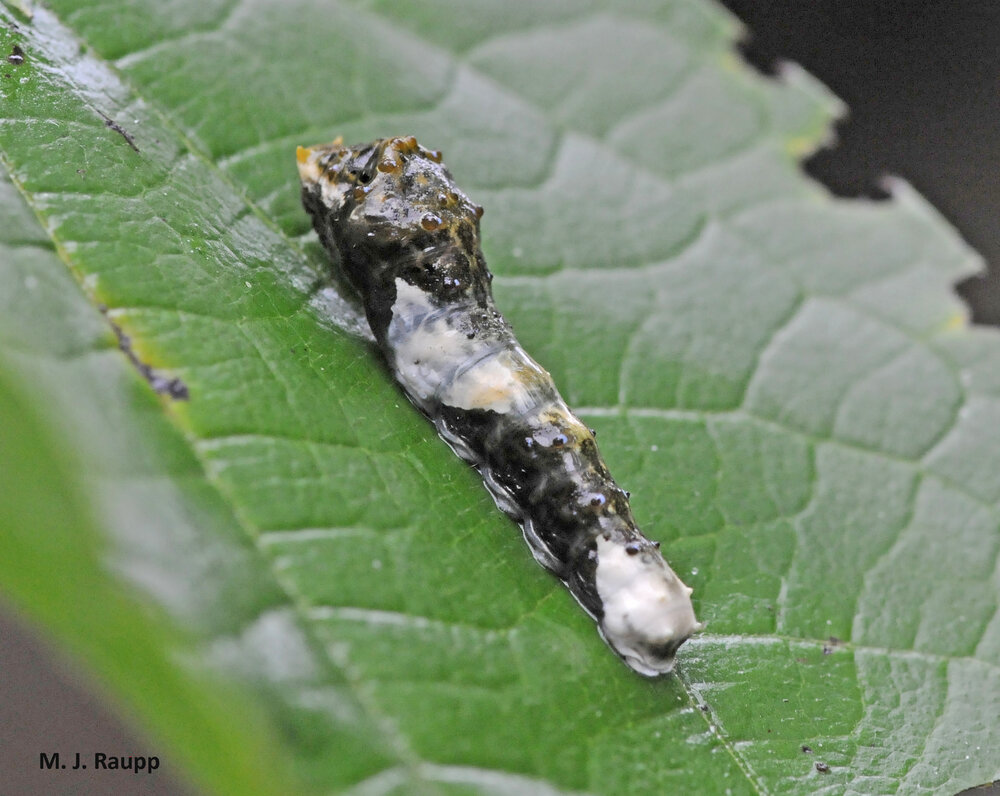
720, 0, 1000, 325
2, 3, 999, 794
0, 603, 194, 796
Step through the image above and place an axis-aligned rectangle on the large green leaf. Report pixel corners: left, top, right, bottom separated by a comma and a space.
1, 1, 998, 794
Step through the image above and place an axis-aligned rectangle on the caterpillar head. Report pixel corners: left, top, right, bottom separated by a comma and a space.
297, 136, 483, 293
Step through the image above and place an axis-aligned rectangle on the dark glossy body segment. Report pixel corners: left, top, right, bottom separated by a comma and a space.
298, 137, 699, 675
437, 403, 630, 614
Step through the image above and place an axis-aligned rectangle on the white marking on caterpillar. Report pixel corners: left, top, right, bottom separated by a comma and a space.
387, 278, 477, 409
298, 136, 701, 675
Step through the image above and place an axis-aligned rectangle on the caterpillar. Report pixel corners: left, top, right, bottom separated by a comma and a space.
297, 136, 701, 675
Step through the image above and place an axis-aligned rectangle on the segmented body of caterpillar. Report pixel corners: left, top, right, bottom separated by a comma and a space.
297, 136, 701, 675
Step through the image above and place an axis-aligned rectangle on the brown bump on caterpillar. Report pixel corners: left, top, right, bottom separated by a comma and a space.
396, 135, 419, 154
421, 214, 444, 231
377, 151, 402, 173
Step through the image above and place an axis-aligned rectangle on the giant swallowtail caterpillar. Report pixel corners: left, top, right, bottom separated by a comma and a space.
297, 136, 701, 675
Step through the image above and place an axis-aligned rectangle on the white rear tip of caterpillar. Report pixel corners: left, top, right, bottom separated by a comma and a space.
594, 535, 701, 676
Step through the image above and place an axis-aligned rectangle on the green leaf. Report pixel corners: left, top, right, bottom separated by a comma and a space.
1, 1, 998, 794
0, 348, 290, 796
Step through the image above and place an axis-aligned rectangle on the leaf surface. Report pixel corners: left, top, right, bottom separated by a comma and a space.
1, 1, 998, 793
